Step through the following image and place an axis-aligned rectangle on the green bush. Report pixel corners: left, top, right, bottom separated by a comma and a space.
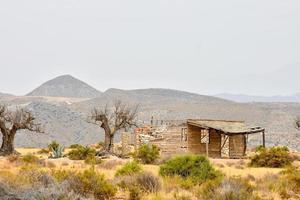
84, 155, 102, 165
75, 168, 117, 199
159, 155, 221, 183
135, 144, 160, 164
48, 141, 60, 151
68, 146, 96, 160
250, 146, 293, 168
37, 148, 50, 154
115, 161, 142, 177
69, 144, 83, 149
21, 154, 40, 164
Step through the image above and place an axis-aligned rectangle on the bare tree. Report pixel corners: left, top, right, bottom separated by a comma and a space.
91, 100, 138, 153
0, 105, 42, 156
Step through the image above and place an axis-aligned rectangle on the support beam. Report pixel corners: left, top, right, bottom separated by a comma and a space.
262, 131, 265, 148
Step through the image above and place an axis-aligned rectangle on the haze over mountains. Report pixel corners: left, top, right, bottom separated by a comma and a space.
1, 75, 300, 150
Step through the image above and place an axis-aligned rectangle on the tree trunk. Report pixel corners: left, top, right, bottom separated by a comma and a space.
0, 132, 16, 156
104, 132, 115, 152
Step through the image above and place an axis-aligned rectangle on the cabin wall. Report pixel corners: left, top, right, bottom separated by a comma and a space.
187, 125, 221, 158
229, 135, 246, 158
149, 126, 187, 156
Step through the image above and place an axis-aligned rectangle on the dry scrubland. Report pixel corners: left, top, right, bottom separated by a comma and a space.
0, 147, 299, 200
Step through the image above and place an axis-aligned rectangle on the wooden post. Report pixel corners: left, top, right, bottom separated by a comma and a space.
206, 141, 209, 157
262, 131, 265, 148
206, 129, 209, 157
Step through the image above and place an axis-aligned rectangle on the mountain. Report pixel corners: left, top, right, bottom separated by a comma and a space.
216, 93, 300, 103
0, 92, 13, 98
1, 77, 300, 150
27, 75, 102, 98
73, 88, 234, 112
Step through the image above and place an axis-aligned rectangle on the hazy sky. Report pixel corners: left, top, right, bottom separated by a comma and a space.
0, 0, 299, 96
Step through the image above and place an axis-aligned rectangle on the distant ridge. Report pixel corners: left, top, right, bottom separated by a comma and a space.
27, 75, 102, 98
215, 93, 300, 103
0, 92, 13, 97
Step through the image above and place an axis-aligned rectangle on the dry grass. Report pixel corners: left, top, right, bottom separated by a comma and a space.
0, 148, 296, 200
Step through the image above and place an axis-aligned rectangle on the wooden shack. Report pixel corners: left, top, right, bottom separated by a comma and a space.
187, 119, 265, 159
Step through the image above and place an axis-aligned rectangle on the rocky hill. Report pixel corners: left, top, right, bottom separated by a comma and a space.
27, 75, 102, 98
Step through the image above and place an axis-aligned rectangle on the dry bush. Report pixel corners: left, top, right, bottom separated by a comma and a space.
250, 146, 293, 168
197, 176, 257, 200
246, 174, 256, 182
52, 168, 117, 199
84, 155, 102, 165
129, 185, 142, 200
21, 154, 40, 164
136, 172, 161, 193
225, 161, 235, 167
37, 148, 50, 154
215, 163, 225, 168
46, 161, 56, 168
61, 162, 69, 166
6, 154, 20, 163
173, 191, 194, 200
100, 159, 124, 169
114, 171, 161, 199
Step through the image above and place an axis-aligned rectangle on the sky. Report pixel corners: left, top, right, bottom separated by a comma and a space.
0, 0, 299, 96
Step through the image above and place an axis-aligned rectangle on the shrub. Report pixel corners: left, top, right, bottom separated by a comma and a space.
73, 168, 117, 200
273, 166, 300, 198
52, 169, 73, 182
37, 148, 50, 154
7, 154, 20, 163
129, 186, 142, 200
159, 155, 221, 183
100, 159, 124, 169
134, 144, 160, 164
115, 161, 142, 177
21, 154, 40, 164
68, 146, 96, 160
52, 168, 117, 199
197, 177, 256, 200
250, 146, 293, 168
136, 172, 161, 193
84, 155, 102, 165
48, 140, 60, 152
97, 141, 105, 149
69, 144, 83, 149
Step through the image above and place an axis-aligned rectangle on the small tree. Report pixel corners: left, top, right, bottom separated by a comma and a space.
0, 105, 42, 156
91, 100, 138, 153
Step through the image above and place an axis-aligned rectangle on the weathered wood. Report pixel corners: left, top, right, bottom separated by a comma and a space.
262, 131, 265, 148
229, 135, 246, 158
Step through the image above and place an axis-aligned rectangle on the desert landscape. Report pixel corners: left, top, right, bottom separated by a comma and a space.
1, 0, 300, 199
0, 75, 299, 200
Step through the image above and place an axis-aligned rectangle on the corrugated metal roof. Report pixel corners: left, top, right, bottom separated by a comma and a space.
187, 119, 264, 135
